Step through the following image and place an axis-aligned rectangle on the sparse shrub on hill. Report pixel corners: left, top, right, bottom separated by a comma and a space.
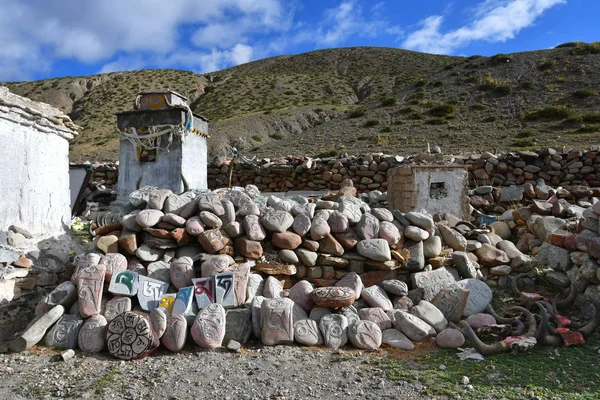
524, 106, 574, 121
348, 108, 366, 118
573, 89, 596, 99
517, 129, 536, 138
491, 53, 513, 64
381, 98, 397, 106
568, 42, 600, 55
430, 103, 455, 117
493, 84, 511, 96
512, 138, 535, 147
364, 119, 380, 127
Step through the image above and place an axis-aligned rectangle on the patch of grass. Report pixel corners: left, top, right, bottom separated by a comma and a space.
491, 53, 513, 64
269, 133, 284, 140
517, 129, 536, 138
537, 59, 556, 71
90, 366, 123, 395
348, 108, 366, 118
381, 338, 600, 400
415, 78, 428, 87
513, 138, 535, 147
483, 116, 498, 123
493, 84, 511, 96
573, 89, 596, 99
575, 124, 600, 133
568, 41, 600, 55
381, 126, 393, 132
251, 135, 262, 142
520, 81, 534, 90
430, 103, 455, 117
582, 113, 600, 123
556, 41, 585, 48
524, 106, 574, 121
316, 149, 339, 157
381, 97, 397, 106
364, 119, 380, 127
427, 118, 447, 125
471, 103, 486, 110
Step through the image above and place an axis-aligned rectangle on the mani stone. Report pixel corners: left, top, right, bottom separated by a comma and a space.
224, 308, 253, 344
438, 224, 467, 251
261, 210, 294, 233
411, 267, 456, 302
201, 255, 232, 277
309, 307, 332, 323
106, 312, 158, 360
137, 275, 169, 311
198, 229, 228, 254
159, 294, 176, 314
172, 286, 195, 316
450, 279, 493, 317
136, 209, 164, 228
215, 272, 236, 308
246, 273, 264, 304
361, 285, 393, 311
170, 257, 194, 289
435, 328, 465, 349
410, 301, 448, 333
109, 270, 139, 296
382, 329, 414, 350
294, 318, 324, 346
336, 272, 364, 299
78, 264, 107, 318
104, 296, 132, 322
150, 307, 168, 338
390, 310, 435, 342
193, 277, 215, 309
404, 240, 425, 272
378, 221, 401, 246
43, 281, 78, 309
381, 280, 408, 297
319, 314, 349, 350
288, 280, 314, 312
200, 211, 222, 228
357, 239, 391, 262
261, 298, 294, 345
72, 253, 102, 284
191, 303, 226, 349
292, 214, 312, 236
78, 315, 107, 353
45, 314, 82, 349
263, 276, 284, 298
99, 253, 128, 288
135, 244, 164, 262
452, 251, 479, 279
431, 286, 470, 323
147, 261, 171, 284
310, 215, 330, 241
243, 215, 266, 241
161, 314, 188, 352
348, 320, 382, 351
251, 296, 266, 339
358, 307, 392, 330
310, 287, 356, 308
356, 213, 380, 240
405, 212, 435, 231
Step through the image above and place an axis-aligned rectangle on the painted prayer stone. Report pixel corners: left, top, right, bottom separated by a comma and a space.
161, 314, 188, 352
172, 286, 194, 316
78, 315, 107, 353
45, 314, 83, 349
310, 286, 356, 308
191, 303, 226, 349
99, 253, 128, 289
108, 270, 139, 297
348, 320, 382, 351
106, 311, 158, 360
215, 272, 235, 308
137, 275, 169, 311
261, 298, 294, 346
104, 296, 132, 322
192, 277, 215, 309
77, 264, 107, 318
170, 256, 194, 289
158, 294, 176, 314
319, 314, 349, 350
294, 318, 324, 346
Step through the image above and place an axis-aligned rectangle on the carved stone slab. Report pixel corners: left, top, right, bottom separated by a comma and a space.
431, 286, 470, 322
251, 296, 266, 339
232, 261, 252, 306
147, 261, 171, 284
310, 286, 356, 308
191, 303, 226, 349
109, 270, 139, 297
172, 286, 194, 316
99, 253, 128, 289
410, 267, 456, 302
294, 318, 324, 346
319, 314, 349, 350
192, 277, 215, 309
78, 315, 107, 353
361, 285, 393, 311
45, 314, 82, 349
71, 253, 102, 285
246, 273, 264, 304
104, 296, 132, 322
261, 298, 294, 345
106, 311, 158, 360
358, 307, 392, 330
150, 307, 168, 338
137, 275, 169, 311
348, 320, 382, 351
170, 256, 194, 289
77, 264, 106, 318
161, 314, 188, 352
224, 307, 253, 344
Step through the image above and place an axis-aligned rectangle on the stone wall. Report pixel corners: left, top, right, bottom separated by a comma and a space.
88, 148, 600, 195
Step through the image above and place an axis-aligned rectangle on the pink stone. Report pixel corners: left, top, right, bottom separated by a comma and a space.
170, 257, 194, 289
261, 298, 294, 345
288, 280, 314, 312
465, 313, 496, 329
161, 314, 188, 352
191, 303, 226, 349
358, 307, 392, 330
77, 264, 107, 318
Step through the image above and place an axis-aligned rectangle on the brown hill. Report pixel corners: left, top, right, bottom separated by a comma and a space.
3, 43, 600, 161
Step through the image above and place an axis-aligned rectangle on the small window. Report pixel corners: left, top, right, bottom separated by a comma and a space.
430, 182, 448, 199
138, 147, 158, 163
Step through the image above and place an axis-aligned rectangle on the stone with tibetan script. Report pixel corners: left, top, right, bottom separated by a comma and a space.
127, 259, 146, 275
170, 256, 194, 289
311, 286, 356, 308
356, 213, 380, 240
335, 272, 363, 299
172, 286, 194, 316
78, 315, 107, 353
201, 255, 232, 277
106, 311, 158, 360
77, 264, 106, 318
232, 261, 252, 306
361, 285, 393, 311
224, 307, 253, 344
357, 239, 391, 262
358, 307, 392, 330
221, 199, 235, 225
251, 296, 266, 338
390, 310, 435, 342
449, 279, 493, 317
261, 298, 294, 346
246, 273, 264, 304
104, 296, 132, 322
197, 229, 227, 254
42, 281, 78, 310
197, 192, 225, 215
135, 209, 163, 229
158, 294, 176, 314
348, 320, 382, 351
109, 270, 139, 296
294, 318, 324, 346
147, 261, 171, 284
191, 303, 226, 349
292, 214, 311, 236
99, 253, 127, 289
215, 272, 235, 308
192, 277, 215, 309
410, 267, 456, 302
431, 286, 470, 323
261, 210, 294, 233
310, 216, 330, 241
137, 275, 169, 311
288, 280, 314, 312
319, 314, 348, 350
10, 305, 65, 352
161, 314, 188, 352
309, 307, 331, 323
328, 211, 349, 233
243, 215, 266, 241
45, 314, 82, 349
200, 211, 223, 229
71, 253, 102, 285
149, 307, 168, 338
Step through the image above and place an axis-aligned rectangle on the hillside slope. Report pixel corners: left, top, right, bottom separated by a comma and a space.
3, 44, 600, 161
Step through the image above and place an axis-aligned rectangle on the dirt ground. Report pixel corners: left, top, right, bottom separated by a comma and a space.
0, 342, 445, 400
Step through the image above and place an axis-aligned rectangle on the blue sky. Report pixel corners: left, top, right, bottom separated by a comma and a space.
0, 0, 593, 82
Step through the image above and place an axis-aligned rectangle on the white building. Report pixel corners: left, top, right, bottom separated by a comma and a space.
0, 86, 79, 235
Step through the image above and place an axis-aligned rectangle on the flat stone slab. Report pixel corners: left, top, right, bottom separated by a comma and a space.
215, 272, 235, 308
261, 298, 294, 345
191, 303, 226, 349
361, 285, 393, 311
78, 264, 107, 318
449, 279, 493, 317
192, 277, 215, 309
390, 310, 435, 342
382, 329, 414, 350
137, 275, 169, 311
410, 267, 456, 302
109, 270, 139, 297
172, 286, 195, 316
432, 286, 470, 323
106, 312, 158, 360
104, 296, 132, 322
224, 308, 253, 344
45, 314, 82, 349
358, 307, 392, 330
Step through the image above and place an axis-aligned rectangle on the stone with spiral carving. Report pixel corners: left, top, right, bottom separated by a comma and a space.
310, 286, 356, 308
191, 303, 226, 349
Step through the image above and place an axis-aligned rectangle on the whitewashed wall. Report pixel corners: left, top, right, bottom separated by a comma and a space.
0, 117, 71, 235
412, 168, 470, 220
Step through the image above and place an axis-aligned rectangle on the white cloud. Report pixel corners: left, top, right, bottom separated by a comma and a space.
403, 0, 566, 54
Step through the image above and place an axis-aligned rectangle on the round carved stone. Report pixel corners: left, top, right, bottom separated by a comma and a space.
106, 311, 158, 360
78, 315, 107, 353
310, 287, 356, 308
